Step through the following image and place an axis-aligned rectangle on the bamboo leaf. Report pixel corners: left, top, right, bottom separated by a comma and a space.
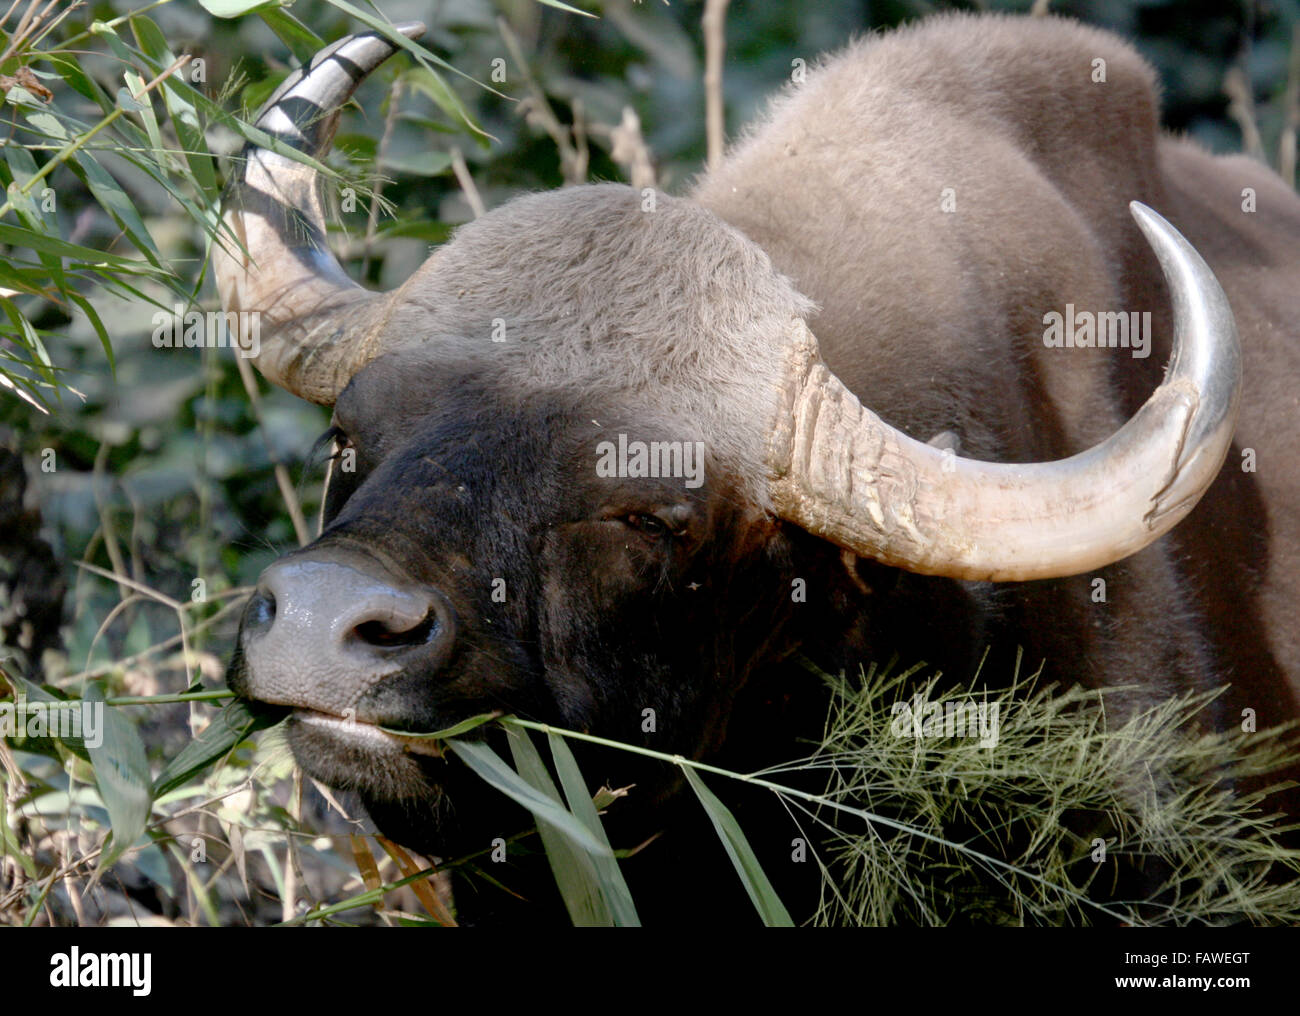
401, 67, 479, 142
377, 149, 453, 177
199, 0, 280, 17
4, 145, 52, 230
2, 671, 87, 757
0, 221, 163, 269
349, 835, 383, 904
318, 0, 490, 135
152, 697, 284, 798
44, 54, 111, 108
69, 152, 163, 266
85, 685, 153, 870
547, 731, 640, 926
0, 301, 52, 380
506, 727, 611, 926
66, 292, 115, 374
122, 69, 166, 162
378, 711, 498, 741
446, 738, 610, 858
0, 370, 46, 410
129, 17, 219, 195
258, 7, 325, 62
534, 0, 599, 18
375, 836, 458, 927
681, 766, 794, 927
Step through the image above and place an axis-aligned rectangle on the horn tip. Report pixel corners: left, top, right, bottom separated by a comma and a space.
1127, 200, 1184, 261
1128, 200, 1161, 233
395, 21, 426, 41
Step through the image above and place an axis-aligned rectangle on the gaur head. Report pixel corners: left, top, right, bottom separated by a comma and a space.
215, 26, 1240, 858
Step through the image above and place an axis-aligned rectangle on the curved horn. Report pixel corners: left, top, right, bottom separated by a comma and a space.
767, 201, 1241, 581
214, 23, 425, 404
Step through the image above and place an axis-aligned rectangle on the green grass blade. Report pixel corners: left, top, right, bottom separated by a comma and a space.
446, 738, 610, 859
507, 727, 611, 926
377, 711, 498, 740
85, 685, 153, 870
681, 766, 794, 927
547, 731, 640, 926
152, 697, 284, 798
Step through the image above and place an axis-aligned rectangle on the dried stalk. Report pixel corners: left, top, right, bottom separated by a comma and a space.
703, 0, 731, 171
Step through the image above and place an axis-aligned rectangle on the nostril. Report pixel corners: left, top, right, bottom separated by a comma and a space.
244, 588, 276, 637
248, 556, 456, 666
354, 610, 439, 649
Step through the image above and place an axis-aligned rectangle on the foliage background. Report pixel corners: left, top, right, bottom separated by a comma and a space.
0, 0, 1297, 925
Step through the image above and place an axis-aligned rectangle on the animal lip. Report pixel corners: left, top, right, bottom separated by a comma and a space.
294, 709, 446, 757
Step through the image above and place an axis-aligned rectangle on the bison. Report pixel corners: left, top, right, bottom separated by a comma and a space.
213, 13, 1300, 923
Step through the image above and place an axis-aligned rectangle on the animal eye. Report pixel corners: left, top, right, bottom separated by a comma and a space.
330, 432, 353, 461
311, 425, 352, 469
625, 513, 669, 536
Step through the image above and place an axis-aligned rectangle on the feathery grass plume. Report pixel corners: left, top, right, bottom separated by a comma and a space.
799, 658, 1300, 926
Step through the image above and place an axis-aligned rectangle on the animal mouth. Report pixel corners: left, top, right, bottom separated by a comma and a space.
294, 709, 447, 758
283, 708, 453, 802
